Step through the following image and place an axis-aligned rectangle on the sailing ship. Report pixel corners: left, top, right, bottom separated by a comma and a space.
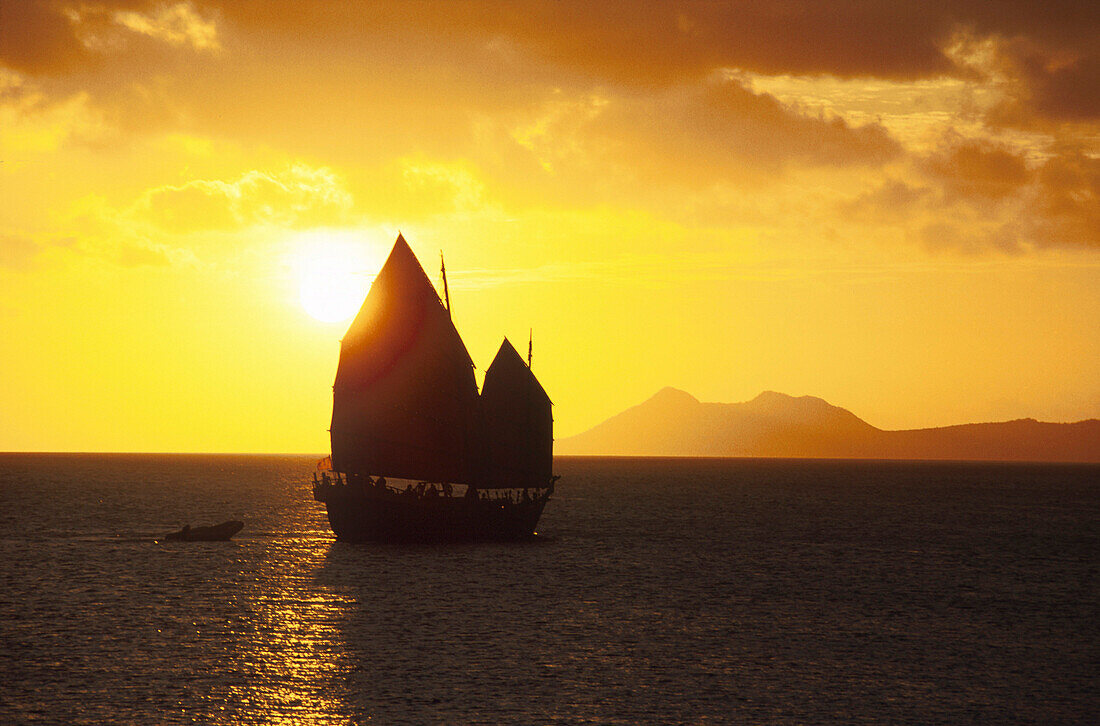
312, 234, 557, 542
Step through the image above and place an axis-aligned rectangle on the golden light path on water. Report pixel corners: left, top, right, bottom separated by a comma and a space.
219, 536, 354, 724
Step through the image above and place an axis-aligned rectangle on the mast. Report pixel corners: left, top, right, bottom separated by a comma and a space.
440, 251, 451, 318
528, 328, 533, 367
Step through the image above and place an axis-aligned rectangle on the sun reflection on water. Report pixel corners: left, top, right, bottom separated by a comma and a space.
209, 537, 357, 725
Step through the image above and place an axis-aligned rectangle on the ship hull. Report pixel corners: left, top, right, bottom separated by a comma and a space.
315, 484, 551, 543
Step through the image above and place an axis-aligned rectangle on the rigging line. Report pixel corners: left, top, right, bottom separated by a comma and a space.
440, 250, 451, 318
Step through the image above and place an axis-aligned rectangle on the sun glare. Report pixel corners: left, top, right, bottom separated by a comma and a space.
291, 231, 376, 323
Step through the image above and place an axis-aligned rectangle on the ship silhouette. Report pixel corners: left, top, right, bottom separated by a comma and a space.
313, 234, 557, 541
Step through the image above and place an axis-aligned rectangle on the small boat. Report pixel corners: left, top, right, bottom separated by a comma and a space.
163, 520, 244, 542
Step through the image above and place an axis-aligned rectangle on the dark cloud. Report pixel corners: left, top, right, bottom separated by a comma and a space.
0, 1, 214, 76
1026, 150, 1099, 247
0, 1, 89, 74
209, 1, 1097, 83
922, 139, 1031, 200
840, 180, 932, 225
1031, 55, 1100, 121
459, 78, 903, 215
7, 1, 1096, 136
983, 36, 1100, 127
7, 2, 1097, 125
204, 1, 1100, 132
590, 80, 901, 179
848, 140, 1099, 250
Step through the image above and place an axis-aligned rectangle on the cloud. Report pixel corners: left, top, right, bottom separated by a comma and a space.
997, 43, 1100, 126
2, 1, 1093, 262
0, 232, 85, 270
210, 1, 950, 82
0, 1, 91, 74
0, 69, 115, 156
921, 139, 1031, 200
67, 1, 221, 55
841, 180, 933, 226
200, 2, 1099, 172
211, 1, 1098, 85
1023, 150, 1100, 247
675, 80, 901, 168
847, 138, 1099, 251
947, 30, 1100, 128
0, 224, 186, 271
1027, 54, 1100, 122
111, 2, 220, 52
112, 241, 174, 267
509, 79, 900, 198
0, 233, 44, 270
6, 2, 1095, 138
133, 165, 354, 232
401, 160, 492, 215
0, 1, 219, 74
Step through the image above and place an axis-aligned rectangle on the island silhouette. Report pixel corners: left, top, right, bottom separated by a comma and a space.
557, 387, 1100, 463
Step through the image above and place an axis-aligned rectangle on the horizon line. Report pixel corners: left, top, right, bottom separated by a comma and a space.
1, 451, 1097, 466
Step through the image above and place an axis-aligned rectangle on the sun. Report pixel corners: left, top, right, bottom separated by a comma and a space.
291, 231, 376, 323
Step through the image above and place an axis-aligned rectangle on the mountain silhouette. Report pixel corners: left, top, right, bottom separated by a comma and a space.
557, 388, 1100, 463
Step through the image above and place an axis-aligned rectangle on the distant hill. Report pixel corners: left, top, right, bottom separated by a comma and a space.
557, 388, 1100, 463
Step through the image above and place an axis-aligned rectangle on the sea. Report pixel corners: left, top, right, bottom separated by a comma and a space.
0, 454, 1096, 725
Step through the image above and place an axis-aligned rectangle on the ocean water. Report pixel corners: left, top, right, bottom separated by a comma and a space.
0, 454, 1097, 724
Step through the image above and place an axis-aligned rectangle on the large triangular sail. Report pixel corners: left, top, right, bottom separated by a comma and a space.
330, 235, 479, 483
479, 338, 553, 487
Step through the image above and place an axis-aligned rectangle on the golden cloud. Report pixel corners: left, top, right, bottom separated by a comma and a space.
133, 165, 354, 232
112, 2, 220, 52
65, 1, 220, 56
0, 2, 221, 74
922, 140, 1031, 200
504, 79, 899, 205
0, 69, 114, 157
0, 229, 169, 271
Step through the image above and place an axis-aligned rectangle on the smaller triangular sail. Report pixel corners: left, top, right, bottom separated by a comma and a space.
479, 338, 553, 487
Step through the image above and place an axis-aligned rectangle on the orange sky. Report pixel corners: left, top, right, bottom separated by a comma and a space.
1, 1, 1098, 452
